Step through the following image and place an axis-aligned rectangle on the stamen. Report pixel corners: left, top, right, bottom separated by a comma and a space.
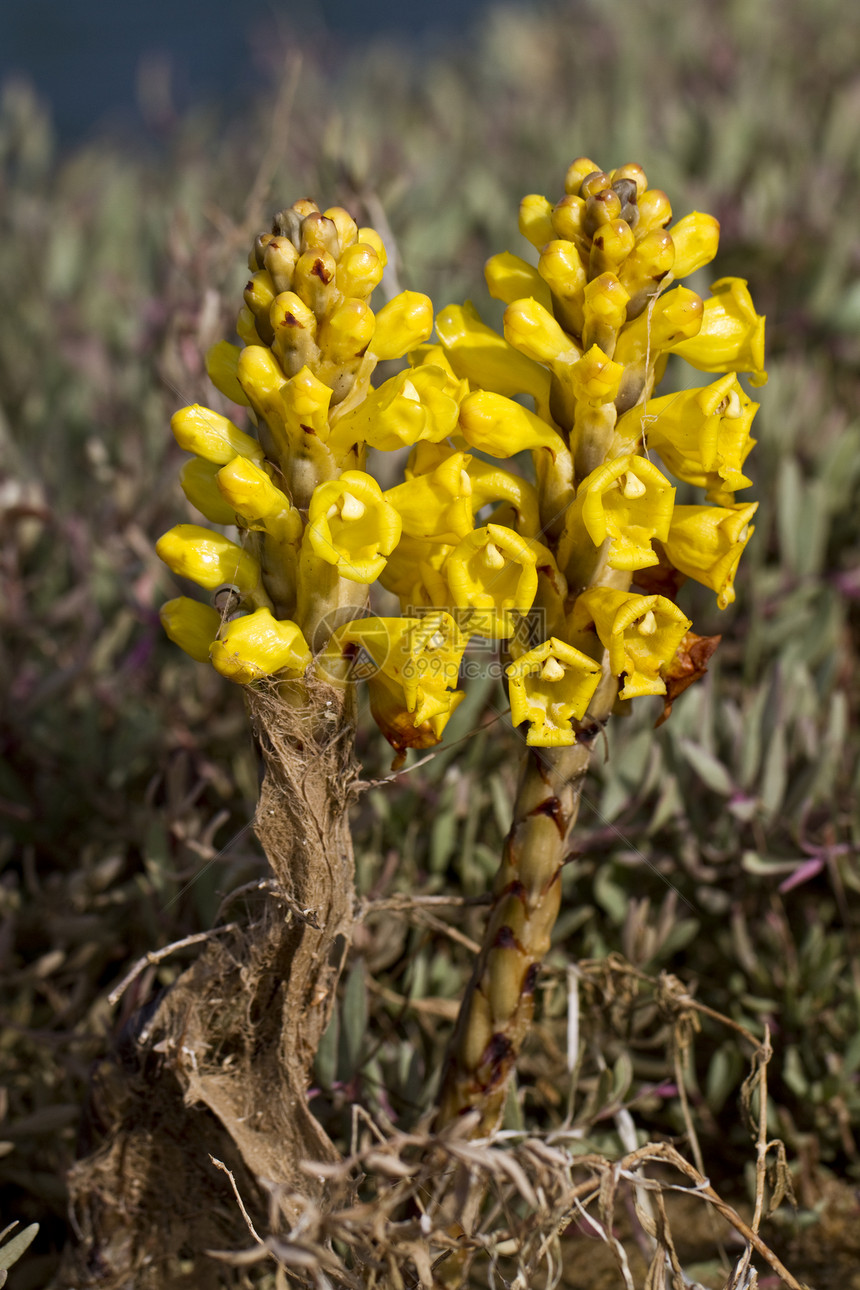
340, 491, 366, 520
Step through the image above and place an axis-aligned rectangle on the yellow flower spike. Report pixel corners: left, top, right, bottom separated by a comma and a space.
446, 523, 538, 639
466, 459, 541, 538
518, 194, 555, 250
571, 587, 691, 699
205, 340, 250, 407
171, 404, 264, 465
551, 194, 587, 246
368, 291, 434, 360
662, 501, 758, 609
588, 218, 636, 277
216, 457, 301, 540
617, 372, 758, 496
559, 454, 675, 577
668, 211, 721, 279
617, 228, 676, 318
307, 469, 402, 583
269, 291, 321, 375
292, 248, 339, 317
262, 236, 299, 294
564, 157, 602, 193
458, 389, 567, 459
156, 523, 268, 604
159, 597, 222, 664
634, 188, 673, 238
569, 345, 625, 407
323, 206, 359, 251
670, 277, 767, 385
537, 240, 587, 335
210, 608, 312, 684
335, 242, 384, 300
485, 252, 553, 310
356, 227, 388, 267
385, 451, 474, 544
180, 457, 238, 526
506, 637, 602, 746
436, 301, 552, 418
503, 297, 579, 366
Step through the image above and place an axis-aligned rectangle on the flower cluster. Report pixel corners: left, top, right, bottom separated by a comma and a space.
158, 164, 763, 750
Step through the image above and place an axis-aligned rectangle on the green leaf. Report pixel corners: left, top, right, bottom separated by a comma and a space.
678, 738, 735, 796
0, 1223, 39, 1273
339, 960, 368, 1078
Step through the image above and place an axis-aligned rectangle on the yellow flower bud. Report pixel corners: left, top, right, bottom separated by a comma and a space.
205, 340, 250, 407
317, 297, 375, 364
160, 596, 222, 663
635, 188, 673, 238
236, 345, 292, 459
668, 211, 720, 278
385, 451, 473, 544
506, 637, 602, 746
180, 457, 238, 525
406, 364, 467, 441
369, 291, 434, 360
662, 501, 758, 609
458, 389, 567, 461
538, 240, 587, 333
335, 242, 384, 299
281, 364, 333, 440
564, 157, 602, 193
170, 404, 263, 465
583, 273, 630, 336
571, 587, 691, 699
609, 163, 648, 199
446, 523, 538, 639
436, 302, 552, 417
518, 193, 555, 249
156, 523, 266, 600
670, 278, 767, 385
589, 218, 636, 276
269, 291, 320, 373
569, 345, 625, 407
210, 608, 311, 684
307, 469, 402, 583
613, 286, 705, 368
322, 206, 359, 252
559, 454, 675, 575
551, 194, 587, 244
216, 457, 300, 541
262, 236, 299, 294
617, 372, 757, 498
243, 270, 277, 340
292, 249, 338, 317
299, 212, 341, 257
485, 252, 553, 310
503, 297, 577, 365
356, 227, 388, 266
617, 229, 676, 316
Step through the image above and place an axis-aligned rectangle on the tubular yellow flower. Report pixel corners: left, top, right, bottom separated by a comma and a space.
327, 369, 428, 456
668, 211, 720, 279
559, 454, 675, 577
280, 364, 333, 441
503, 297, 578, 366
179, 457, 238, 526
269, 290, 320, 374
506, 638, 602, 746
436, 302, 552, 418
670, 277, 767, 385
569, 345, 625, 407
317, 298, 375, 364
613, 286, 705, 368
306, 470, 402, 583
384, 451, 474, 544
262, 235, 299, 293
210, 608, 312, 684
537, 239, 588, 334
582, 273, 630, 349
216, 457, 302, 543
335, 242, 384, 299
445, 523, 538, 639
662, 501, 758, 609
205, 340, 250, 407
466, 458, 541, 538
518, 193, 555, 249
378, 534, 452, 610
458, 389, 566, 459
156, 524, 267, 603
635, 188, 673, 238
485, 252, 553, 310
368, 291, 434, 360
571, 587, 691, 699
171, 404, 263, 465
159, 597, 222, 664
617, 372, 757, 499
616, 228, 675, 316
403, 363, 466, 441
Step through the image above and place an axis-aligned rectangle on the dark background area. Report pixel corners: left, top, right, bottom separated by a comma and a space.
0, 0, 528, 143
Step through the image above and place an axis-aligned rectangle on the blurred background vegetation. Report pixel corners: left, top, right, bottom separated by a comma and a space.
1, 0, 859, 1284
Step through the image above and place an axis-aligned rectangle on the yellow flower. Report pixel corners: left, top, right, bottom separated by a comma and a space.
317, 297, 376, 364
385, 451, 474, 544
518, 193, 555, 249
179, 457, 238, 526
445, 523, 538, 639
662, 501, 758, 609
559, 454, 675, 575
569, 345, 625, 407
156, 524, 267, 604
668, 211, 720, 279
465, 458, 541, 538
205, 340, 250, 407
617, 373, 757, 500
503, 297, 578, 366
171, 404, 263, 465
436, 301, 552, 418
613, 286, 705, 367
159, 597, 222, 663
670, 277, 766, 385
571, 587, 691, 699
378, 534, 452, 610
458, 389, 567, 459
368, 291, 434, 360
327, 365, 461, 456
210, 608, 311, 683
216, 457, 302, 543
306, 470, 402, 583
485, 252, 553, 310
506, 638, 602, 746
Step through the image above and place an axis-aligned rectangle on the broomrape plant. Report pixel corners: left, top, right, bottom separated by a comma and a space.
157, 160, 764, 1134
